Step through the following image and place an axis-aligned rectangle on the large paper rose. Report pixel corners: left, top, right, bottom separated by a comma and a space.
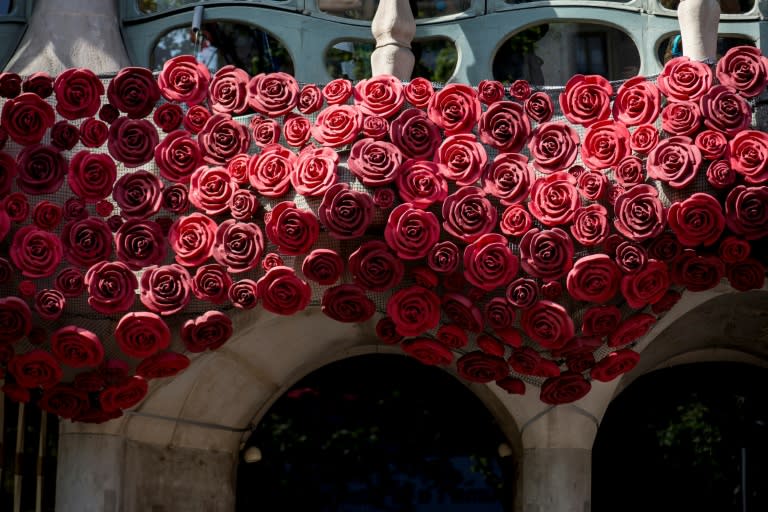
10, 226, 63, 278
463, 233, 519, 291
401, 338, 454, 366
559, 74, 612, 127
181, 310, 233, 353
386, 285, 441, 336
265, 201, 319, 255
657, 56, 712, 102
115, 312, 171, 359
570, 204, 609, 247
84, 261, 138, 314
566, 254, 621, 304
256, 266, 311, 315
716, 45, 768, 98
524, 91, 554, 123
726, 258, 766, 291
389, 108, 441, 160
197, 113, 250, 166
1, 92, 55, 145
100, 376, 149, 412
528, 122, 579, 174
395, 159, 448, 209
8, 350, 62, 389
54, 68, 103, 119
700, 85, 751, 136
581, 120, 631, 170
348, 138, 403, 187
115, 219, 166, 270
321, 284, 376, 323
154, 130, 203, 183
67, 151, 117, 203
107, 67, 161, 118
34, 289, 65, 321
169, 213, 217, 267
442, 186, 497, 243
478, 100, 531, 152
724, 185, 768, 240
613, 184, 666, 242
667, 193, 725, 247
248, 72, 299, 117
456, 351, 508, 383
113, 170, 164, 220
671, 250, 725, 292
137, 351, 190, 380
108, 117, 159, 168
212, 219, 264, 273
79, 117, 108, 148
441, 292, 483, 332
608, 313, 656, 347
728, 130, 768, 184
404, 77, 434, 107
0, 297, 32, 344
158, 55, 210, 105
482, 152, 534, 205
228, 279, 260, 310
540, 372, 591, 405
247, 143, 296, 197
520, 228, 574, 280
582, 304, 622, 337
191, 264, 233, 304
612, 76, 660, 126
353, 75, 404, 118
318, 183, 373, 240
208, 65, 249, 114
283, 113, 311, 147
660, 100, 701, 136
311, 104, 362, 148
428, 83, 481, 135
153, 103, 183, 132
188, 166, 235, 215
51, 326, 104, 368
291, 145, 339, 197
302, 248, 344, 285
477, 79, 505, 104
140, 264, 192, 316
528, 171, 579, 226
349, 240, 404, 292
39, 385, 89, 419
621, 259, 670, 309
521, 300, 575, 350
435, 133, 487, 186
16, 144, 67, 195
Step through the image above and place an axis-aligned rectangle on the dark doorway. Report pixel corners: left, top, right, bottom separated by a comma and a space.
237, 354, 514, 511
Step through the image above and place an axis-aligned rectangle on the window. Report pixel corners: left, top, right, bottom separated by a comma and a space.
657, 34, 755, 65
318, 0, 472, 20
659, 0, 754, 14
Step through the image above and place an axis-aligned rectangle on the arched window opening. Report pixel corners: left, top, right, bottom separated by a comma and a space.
593, 363, 768, 512
657, 34, 755, 65
659, 0, 754, 14
237, 354, 515, 511
319, 0, 471, 21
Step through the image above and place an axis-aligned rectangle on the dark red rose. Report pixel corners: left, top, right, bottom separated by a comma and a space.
521, 300, 575, 350
456, 351, 508, 383
569, 204, 609, 247
590, 349, 640, 382
613, 76, 661, 126
100, 376, 149, 412
208, 64, 249, 114
647, 232, 682, 262
729, 130, 768, 184
428, 83, 481, 135
528, 122, 579, 174
51, 325, 104, 368
726, 258, 765, 291
651, 290, 682, 314
520, 228, 574, 280
228, 279, 259, 310
54, 267, 84, 298
265, 201, 319, 255
576, 169, 608, 201
613, 155, 645, 188
629, 123, 659, 154
477, 79, 505, 105
657, 56, 712, 102
107, 67, 160, 118
16, 144, 67, 195
349, 240, 404, 292
11, 226, 63, 278
198, 113, 250, 166
85, 261, 139, 314
389, 108, 441, 160
559, 74, 612, 127
139, 264, 192, 315
529, 171, 579, 226
524, 91, 554, 123
291, 145, 339, 197
718, 235, 751, 263
322, 78, 352, 105
510, 79, 531, 100
404, 77, 434, 107
540, 372, 591, 405
229, 189, 259, 221
348, 138, 403, 187
505, 277, 538, 309
376, 317, 403, 345
478, 100, 531, 152
435, 133, 487, 186
716, 46, 768, 98
427, 240, 460, 274
302, 248, 343, 285
581, 304, 621, 337
298, 83, 324, 114
661, 100, 702, 136
613, 184, 667, 242
311, 104, 363, 148
99, 104, 120, 123
509, 347, 550, 376
247, 143, 296, 197
0, 72, 21, 97
701, 85, 752, 137
724, 185, 768, 240
496, 377, 526, 395
113, 170, 164, 219
321, 284, 376, 323
671, 250, 725, 292
621, 259, 670, 308
609, 313, 656, 347
401, 337, 454, 367
34, 288, 65, 321
162, 183, 190, 215
318, 183, 373, 240
5, 192, 29, 222
667, 193, 725, 247
500, 205, 532, 237
32, 201, 62, 231
463, 233, 519, 291
442, 292, 483, 332
22, 72, 54, 98
442, 186, 497, 243
353, 75, 405, 119
477, 334, 506, 357
79, 118, 108, 147
484, 297, 516, 331
137, 351, 190, 380
183, 105, 211, 134
0, 296, 32, 344
387, 285, 441, 336
154, 130, 202, 184
60, 217, 112, 268
158, 55, 210, 105
396, 159, 448, 209
434, 324, 467, 349
108, 117, 159, 168
54, 68, 104, 119
1, 92, 55, 145
39, 385, 89, 419
566, 254, 621, 304
256, 266, 311, 315
213, 219, 264, 273
67, 151, 117, 202
115, 311, 170, 359
153, 102, 183, 132
191, 264, 233, 304
482, 152, 533, 205
615, 241, 647, 273
8, 350, 62, 389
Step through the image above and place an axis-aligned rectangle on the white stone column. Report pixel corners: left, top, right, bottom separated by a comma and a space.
677, 0, 720, 63
5, 0, 131, 74
370, 0, 416, 79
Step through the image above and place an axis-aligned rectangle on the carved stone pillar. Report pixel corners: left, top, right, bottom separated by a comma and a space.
677, 0, 720, 63
370, 0, 416, 79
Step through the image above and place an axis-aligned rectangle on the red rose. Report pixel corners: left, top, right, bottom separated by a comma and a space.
484, 297, 516, 331
100, 103, 119, 123
528, 122, 579, 174
208, 65, 249, 114
5, 192, 29, 222
701, 85, 752, 137
0, 296, 32, 344
389, 108, 441, 160
396, 159, 448, 209
212, 219, 264, 273
428, 83, 481, 135
224, 153, 249, 185
497, 377, 526, 395
661, 100, 702, 136
32, 201, 62, 231
435, 133, 487, 186
281, 113, 312, 148
348, 138, 403, 187
481, 152, 533, 206
581, 120, 631, 170
34, 288, 65, 321
222, 278, 258, 310
158, 55, 210, 105
153, 102, 183, 132
426, 241, 460, 274
251, 116, 283, 148
463, 233, 519, 291
322, 78, 352, 105
612, 155, 645, 189
404, 77, 434, 107
85, 261, 138, 314
387, 285, 441, 336
265, 201, 319, 255
433, 324, 466, 349
139, 264, 192, 315
657, 56, 712, 102
51, 325, 104, 368
620, 259, 670, 308
529, 171, 579, 226
540, 372, 591, 405
108, 117, 159, 168
647, 232, 683, 262
613, 184, 667, 242
113, 170, 164, 220
169, 213, 217, 267
0, 151, 16, 196
48, 121, 78, 152
11, 226, 63, 278
615, 241, 647, 274
694, 130, 728, 160
609, 313, 656, 347
0, 72, 20, 97
292, 85, 321, 117
100, 376, 148, 412
671, 250, 725, 292
716, 45, 768, 98
54, 68, 104, 119
520, 228, 574, 280
318, 183, 373, 240
183, 310, 234, 353
384, 203, 440, 260
376, 317, 403, 345
191, 264, 233, 304
16, 144, 67, 195
566, 254, 621, 304
54, 267, 84, 298
726, 258, 765, 291
247, 143, 296, 197
137, 351, 190, 380
302, 248, 344, 285
321, 284, 376, 323
256, 266, 311, 315
456, 351, 508, 383
39, 385, 89, 419
154, 130, 203, 183
612, 76, 661, 126
591, 349, 640, 382
362, 116, 388, 139
728, 130, 768, 184
353, 75, 404, 118
291, 145, 339, 197
198, 113, 250, 166
402, 337, 454, 366
183, 105, 211, 133
651, 290, 682, 314
629, 124, 659, 154
1, 92, 55, 145
477, 79, 505, 105
442, 186, 497, 243
510, 79, 531, 100
559, 74, 612, 127
115, 312, 170, 359
506, 277, 539, 309
349, 240, 404, 292
67, 151, 116, 203
521, 300, 575, 350
500, 205, 532, 237
576, 169, 608, 201
22, 72, 54, 98
441, 292, 482, 332
718, 235, 751, 263
79, 117, 108, 148
581, 304, 621, 337
509, 347, 552, 377
107, 67, 161, 118
188, 166, 236, 216
8, 350, 62, 389
311, 104, 362, 148
668, 193, 725, 247
569, 204, 609, 247
706, 159, 735, 189
724, 185, 768, 240
524, 91, 554, 123
478, 100, 531, 152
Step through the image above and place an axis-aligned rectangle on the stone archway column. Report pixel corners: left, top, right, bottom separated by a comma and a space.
677, 0, 720, 63
370, 0, 416, 79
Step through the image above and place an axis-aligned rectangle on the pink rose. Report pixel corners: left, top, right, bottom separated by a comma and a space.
228, 279, 260, 310
402, 338, 454, 367
140, 264, 191, 315
100, 376, 148, 412
477, 79, 505, 105
301, 248, 343, 285
283, 114, 311, 147
84, 261, 138, 314
528, 122, 579, 174
718, 235, 751, 263
582, 304, 621, 337
114, 170, 164, 219
16, 144, 67, 195
183, 105, 211, 133
108, 117, 159, 168
291, 145, 339, 197
188, 166, 236, 215
212, 219, 264, 273
706, 159, 736, 189
247, 143, 296, 197
321, 284, 376, 323
615, 241, 647, 273
510, 79, 531, 100
362, 115, 389, 139
428, 83, 481, 135
115, 312, 170, 359
660, 100, 701, 136
208, 65, 249, 115
10, 226, 62, 278
463, 233, 518, 291
312, 104, 362, 148
322, 78, 352, 105
299, 84, 324, 114
668, 193, 725, 247
520, 228, 574, 280
349, 240, 404, 292
478, 100, 531, 152
250, 115, 280, 147
570, 204, 609, 247
0, 296, 32, 343
700, 85, 751, 136
613, 184, 667, 242
524, 91, 554, 123
457, 352, 508, 383
67, 151, 117, 203
529, 171, 579, 226
153, 103, 183, 132
228, 189, 260, 221
197, 113, 250, 166
348, 138, 403, 187
154, 130, 203, 183
442, 186, 497, 243
191, 264, 233, 304
395, 159, 448, 209
612, 76, 661, 126
591, 349, 640, 382
671, 250, 725, 292
51, 326, 104, 368
629, 124, 659, 154
657, 56, 712, 102
158, 55, 210, 105
724, 185, 768, 240
726, 258, 766, 291
581, 120, 631, 170
442, 292, 483, 332
500, 205, 532, 237
265, 201, 319, 255
694, 129, 728, 160
389, 108, 441, 159
384, 203, 440, 260
559, 74, 612, 127
226, 153, 250, 185
318, 183, 373, 240
427, 241, 460, 274
0, 92, 55, 145
32, 201, 62, 231
256, 266, 311, 315
482, 153, 533, 205
435, 133, 487, 186
386, 285, 441, 336
716, 45, 768, 98
613, 155, 645, 188
79, 117, 108, 148
621, 259, 670, 308
169, 213, 217, 267
728, 130, 768, 184
353, 75, 405, 119
404, 77, 434, 107
54, 68, 104, 119
576, 169, 608, 201
521, 300, 575, 350
107, 67, 161, 118
137, 351, 190, 380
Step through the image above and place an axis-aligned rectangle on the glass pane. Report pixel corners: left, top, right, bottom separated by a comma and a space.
151, 22, 294, 76
657, 34, 755, 64
318, 0, 471, 21
659, 0, 754, 14
0, 0, 12, 15
493, 23, 640, 85
326, 38, 457, 82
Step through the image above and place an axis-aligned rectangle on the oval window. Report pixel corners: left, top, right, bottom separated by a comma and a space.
493, 23, 640, 85
150, 22, 294, 76
319, 0, 471, 20
657, 34, 755, 65
659, 0, 754, 14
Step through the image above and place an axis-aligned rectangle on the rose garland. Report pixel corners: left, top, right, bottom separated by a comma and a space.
0, 47, 766, 422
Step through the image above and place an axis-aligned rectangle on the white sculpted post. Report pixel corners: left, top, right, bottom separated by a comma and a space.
370, 0, 416, 79
677, 0, 721, 63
